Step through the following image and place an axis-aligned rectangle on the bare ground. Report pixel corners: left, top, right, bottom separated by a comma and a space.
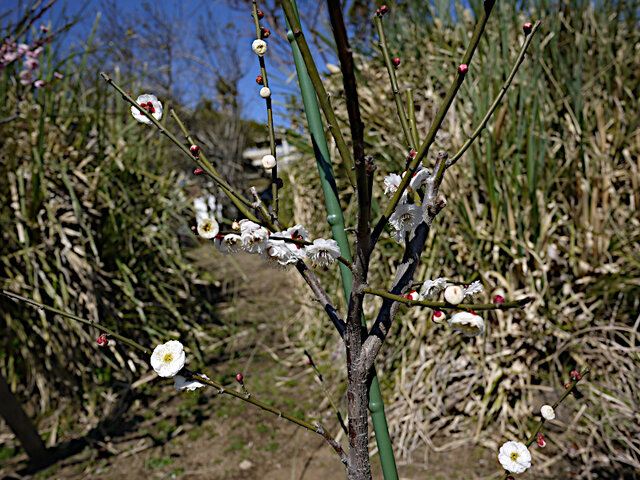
1, 250, 498, 480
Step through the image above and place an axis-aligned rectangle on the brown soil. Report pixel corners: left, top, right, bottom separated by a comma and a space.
0, 250, 497, 480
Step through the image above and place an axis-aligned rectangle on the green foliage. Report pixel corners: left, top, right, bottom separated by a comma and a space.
0, 15, 222, 415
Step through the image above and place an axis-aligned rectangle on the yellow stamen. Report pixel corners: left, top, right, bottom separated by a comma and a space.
163, 353, 173, 363
510, 452, 520, 462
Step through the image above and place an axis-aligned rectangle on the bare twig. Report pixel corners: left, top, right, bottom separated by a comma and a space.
446, 21, 542, 169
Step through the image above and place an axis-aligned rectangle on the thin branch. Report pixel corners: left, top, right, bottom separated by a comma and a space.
370, 0, 497, 250
1, 289, 150, 354
364, 287, 534, 311
406, 88, 419, 147
374, 14, 414, 150
304, 350, 348, 436
295, 261, 346, 336
447, 21, 541, 169
252, 1, 280, 222
0, 290, 347, 463
498, 367, 590, 480
100, 72, 267, 229
280, 0, 356, 186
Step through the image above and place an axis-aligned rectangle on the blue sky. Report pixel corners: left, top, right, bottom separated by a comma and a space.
2, 0, 306, 124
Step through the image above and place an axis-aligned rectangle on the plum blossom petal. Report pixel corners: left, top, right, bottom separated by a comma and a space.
151, 340, 186, 377
174, 373, 210, 391
389, 204, 422, 243
448, 311, 485, 337
498, 441, 531, 474
306, 238, 341, 267
131, 93, 163, 125
215, 234, 243, 254
197, 217, 219, 239
419, 277, 447, 300
463, 280, 483, 301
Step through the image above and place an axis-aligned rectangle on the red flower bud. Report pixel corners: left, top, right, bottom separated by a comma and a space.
458, 63, 468, 74
409, 149, 417, 158
190, 144, 200, 156
235, 373, 244, 383
193, 168, 204, 175
97, 333, 108, 346
276, 178, 284, 189
257, 9, 264, 20
570, 370, 582, 381
256, 74, 263, 85
376, 8, 381, 16
380, 5, 389, 15
306, 359, 312, 365
536, 433, 546, 447
392, 57, 401, 68
493, 295, 505, 304
523, 22, 533, 35
564, 382, 575, 394
260, 27, 271, 39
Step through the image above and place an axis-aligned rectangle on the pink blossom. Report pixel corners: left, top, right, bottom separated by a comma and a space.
34, 80, 45, 88
53, 71, 63, 79
19, 69, 33, 85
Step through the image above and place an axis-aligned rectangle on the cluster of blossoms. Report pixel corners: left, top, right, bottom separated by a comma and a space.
407, 278, 486, 336
209, 219, 341, 269
384, 165, 431, 242
1, 27, 62, 87
150, 340, 209, 391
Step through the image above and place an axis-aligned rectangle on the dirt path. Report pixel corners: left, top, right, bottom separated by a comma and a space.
1, 249, 497, 480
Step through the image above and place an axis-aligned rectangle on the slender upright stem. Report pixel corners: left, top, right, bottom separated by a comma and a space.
370, 0, 496, 250
374, 15, 414, 151
406, 88, 419, 147
447, 21, 541, 169
251, 1, 279, 222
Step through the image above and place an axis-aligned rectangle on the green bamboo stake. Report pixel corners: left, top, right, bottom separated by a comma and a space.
285, 3, 398, 478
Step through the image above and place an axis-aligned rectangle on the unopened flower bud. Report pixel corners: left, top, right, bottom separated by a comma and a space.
306, 359, 312, 365
376, 8, 381, 16
570, 369, 582, 381
259, 87, 271, 98
232, 221, 240, 230
432, 310, 446, 324
97, 333, 108, 346
444, 285, 464, 305
276, 178, 284, 189
252, 39, 267, 56
458, 63, 468, 74
190, 144, 200, 156
536, 433, 546, 448
409, 149, 416, 158
523, 22, 533, 35
256, 74, 263, 85
404, 290, 419, 301
235, 373, 244, 383
257, 9, 264, 19
260, 27, 271, 39
493, 295, 505, 303
262, 154, 276, 169
540, 404, 555, 420
193, 168, 204, 175
564, 382, 575, 394
380, 5, 389, 15
392, 57, 401, 68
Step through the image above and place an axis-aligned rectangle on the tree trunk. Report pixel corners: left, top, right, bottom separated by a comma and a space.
0, 372, 50, 464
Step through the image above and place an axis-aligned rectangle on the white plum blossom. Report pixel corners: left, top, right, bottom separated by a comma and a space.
498, 441, 531, 474
239, 220, 270, 254
261, 154, 276, 169
540, 404, 556, 420
408, 167, 430, 191
306, 238, 341, 267
259, 87, 271, 98
383, 173, 403, 196
463, 280, 484, 301
448, 311, 485, 337
252, 39, 267, 56
197, 217, 219, 239
174, 373, 210, 391
419, 277, 447, 300
389, 204, 422, 243
131, 93, 163, 125
261, 240, 299, 268
270, 225, 309, 263
215, 234, 243, 254
150, 340, 186, 377
443, 285, 464, 304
